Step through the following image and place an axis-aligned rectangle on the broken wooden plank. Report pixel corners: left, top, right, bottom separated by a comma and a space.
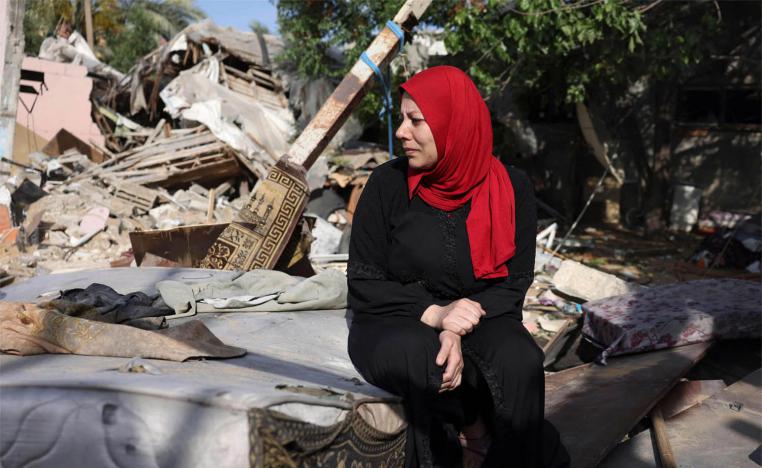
206, 188, 216, 224
75, 130, 216, 182
657, 378, 727, 419
161, 155, 240, 188
125, 158, 239, 188
130, 142, 227, 168
599, 368, 762, 468
143, 118, 167, 146
289, 0, 430, 168
200, 0, 432, 271
542, 318, 577, 368
130, 223, 228, 267
545, 342, 711, 468
94, 130, 241, 188
650, 406, 678, 468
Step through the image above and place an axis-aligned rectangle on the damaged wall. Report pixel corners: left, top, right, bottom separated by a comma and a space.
671, 128, 761, 213
15, 57, 104, 156
12, 122, 48, 167
668, 49, 762, 214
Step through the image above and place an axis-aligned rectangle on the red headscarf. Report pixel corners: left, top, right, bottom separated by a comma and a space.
401, 66, 516, 279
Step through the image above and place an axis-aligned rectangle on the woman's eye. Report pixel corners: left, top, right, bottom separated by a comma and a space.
411, 118, 425, 124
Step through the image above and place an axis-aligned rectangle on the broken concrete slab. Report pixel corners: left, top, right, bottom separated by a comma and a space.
309, 215, 343, 256
70, 205, 109, 243
552, 259, 642, 302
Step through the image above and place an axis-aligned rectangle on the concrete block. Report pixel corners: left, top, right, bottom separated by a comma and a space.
552, 259, 642, 302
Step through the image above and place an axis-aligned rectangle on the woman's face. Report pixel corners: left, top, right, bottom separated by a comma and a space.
396, 93, 438, 170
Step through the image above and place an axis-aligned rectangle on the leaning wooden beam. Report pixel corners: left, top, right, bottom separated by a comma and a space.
200, 0, 432, 271
288, 0, 431, 169
650, 406, 678, 468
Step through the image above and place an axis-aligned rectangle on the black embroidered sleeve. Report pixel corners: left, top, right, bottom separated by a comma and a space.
347, 164, 442, 320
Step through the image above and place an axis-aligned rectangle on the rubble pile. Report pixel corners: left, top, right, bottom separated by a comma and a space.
0, 20, 386, 285
1, 157, 240, 279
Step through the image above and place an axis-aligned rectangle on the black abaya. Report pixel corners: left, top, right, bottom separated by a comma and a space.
347, 157, 569, 467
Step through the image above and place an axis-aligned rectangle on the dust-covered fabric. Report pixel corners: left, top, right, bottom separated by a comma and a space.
56, 283, 171, 330
0, 302, 246, 361
156, 269, 347, 315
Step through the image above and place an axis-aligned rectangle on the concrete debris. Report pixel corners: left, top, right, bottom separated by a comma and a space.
0, 18, 407, 287
68, 206, 109, 247
552, 259, 643, 302
308, 215, 344, 257
39, 30, 124, 81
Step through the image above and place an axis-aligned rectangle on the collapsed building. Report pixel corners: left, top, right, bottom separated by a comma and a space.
1, 20, 388, 282
0, 7, 760, 468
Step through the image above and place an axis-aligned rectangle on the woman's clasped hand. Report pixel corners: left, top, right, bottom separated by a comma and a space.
421, 298, 486, 335
422, 299, 485, 393
436, 330, 463, 392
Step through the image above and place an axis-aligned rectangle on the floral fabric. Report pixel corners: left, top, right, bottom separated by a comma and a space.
582, 279, 761, 363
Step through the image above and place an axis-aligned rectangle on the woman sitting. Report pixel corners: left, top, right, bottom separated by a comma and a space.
347, 66, 569, 467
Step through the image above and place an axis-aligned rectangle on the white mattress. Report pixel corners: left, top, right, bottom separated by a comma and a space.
0, 268, 402, 468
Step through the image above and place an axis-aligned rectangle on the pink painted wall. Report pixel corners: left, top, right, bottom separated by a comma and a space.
16, 57, 104, 148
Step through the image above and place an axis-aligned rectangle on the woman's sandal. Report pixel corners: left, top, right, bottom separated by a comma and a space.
458, 432, 492, 468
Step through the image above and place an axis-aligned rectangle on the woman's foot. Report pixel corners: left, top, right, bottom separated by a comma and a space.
459, 418, 491, 468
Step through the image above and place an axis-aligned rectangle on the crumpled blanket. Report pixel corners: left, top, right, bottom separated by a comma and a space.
157, 269, 347, 314
582, 278, 762, 364
0, 302, 246, 361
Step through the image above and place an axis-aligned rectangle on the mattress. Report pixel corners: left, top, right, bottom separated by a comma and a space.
0, 268, 405, 467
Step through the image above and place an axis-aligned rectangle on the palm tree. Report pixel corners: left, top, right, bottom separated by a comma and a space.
121, 0, 205, 38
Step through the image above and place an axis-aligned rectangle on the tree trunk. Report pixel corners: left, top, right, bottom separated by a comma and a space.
643, 82, 677, 233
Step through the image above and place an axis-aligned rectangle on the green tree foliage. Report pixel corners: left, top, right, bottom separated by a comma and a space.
277, 0, 720, 104
23, 0, 77, 55
107, 7, 157, 72
277, 0, 737, 225
126, 0, 205, 38
23, 0, 205, 72
277, 0, 453, 138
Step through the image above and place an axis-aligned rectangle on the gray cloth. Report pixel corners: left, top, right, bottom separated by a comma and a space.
157, 269, 347, 314
57, 283, 170, 330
